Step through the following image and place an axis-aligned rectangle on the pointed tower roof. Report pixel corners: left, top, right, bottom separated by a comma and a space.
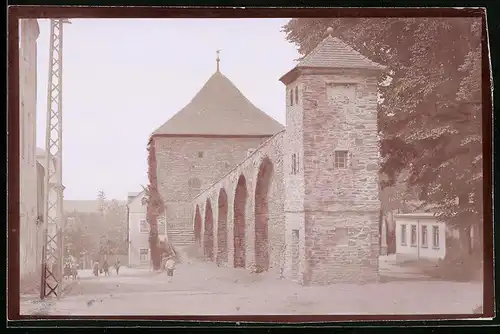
280, 28, 386, 84
152, 71, 284, 136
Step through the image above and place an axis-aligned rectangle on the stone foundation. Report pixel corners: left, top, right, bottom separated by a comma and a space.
303, 211, 380, 285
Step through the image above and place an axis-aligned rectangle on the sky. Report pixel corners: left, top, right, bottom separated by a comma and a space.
35, 18, 299, 201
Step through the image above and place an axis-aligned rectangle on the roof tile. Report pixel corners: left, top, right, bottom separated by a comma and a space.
297, 35, 386, 71
152, 71, 284, 136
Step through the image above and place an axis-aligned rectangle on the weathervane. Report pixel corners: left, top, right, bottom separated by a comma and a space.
216, 49, 221, 72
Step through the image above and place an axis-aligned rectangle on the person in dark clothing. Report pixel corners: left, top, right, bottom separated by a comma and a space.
93, 261, 100, 276
102, 260, 110, 276
114, 259, 121, 275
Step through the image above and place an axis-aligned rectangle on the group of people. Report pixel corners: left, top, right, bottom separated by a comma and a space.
63, 261, 79, 280
93, 258, 121, 277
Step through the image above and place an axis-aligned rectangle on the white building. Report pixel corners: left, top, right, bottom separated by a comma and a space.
19, 19, 41, 289
394, 213, 447, 261
127, 191, 167, 267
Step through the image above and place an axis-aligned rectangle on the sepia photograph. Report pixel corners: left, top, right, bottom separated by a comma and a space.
11, 8, 489, 320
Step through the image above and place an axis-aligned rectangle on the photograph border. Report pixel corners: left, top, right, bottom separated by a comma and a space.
7, 5, 495, 325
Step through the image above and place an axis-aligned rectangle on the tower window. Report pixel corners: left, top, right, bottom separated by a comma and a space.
290, 89, 294, 106
334, 150, 348, 169
291, 153, 298, 175
294, 86, 299, 105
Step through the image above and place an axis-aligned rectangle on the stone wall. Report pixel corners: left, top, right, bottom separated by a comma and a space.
192, 131, 285, 273
300, 70, 381, 284
282, 78, 306, 281
155, 136, 270, 248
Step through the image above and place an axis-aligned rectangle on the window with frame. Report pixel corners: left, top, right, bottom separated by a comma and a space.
139, 219, 149, 233
198, 151, 204, 158
410, 225, 417, 246
421, 225, 428, 247
432, 225, 439, 248
401, 224, 407, 246
139, 248, 149, 262
334, 150, 348, 169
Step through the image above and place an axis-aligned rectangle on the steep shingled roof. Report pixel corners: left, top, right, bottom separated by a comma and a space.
280, 33, 386, 85
152, 71, 284, 136
296, 35, 386, 71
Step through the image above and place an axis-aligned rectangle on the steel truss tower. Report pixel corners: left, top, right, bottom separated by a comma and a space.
40, 19, 70, 300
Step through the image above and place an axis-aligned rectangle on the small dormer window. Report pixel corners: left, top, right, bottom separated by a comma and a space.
294, 86, 299, 105
290, 89, 294, 106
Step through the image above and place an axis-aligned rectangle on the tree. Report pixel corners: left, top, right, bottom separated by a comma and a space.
145, 139, 165, 270
97, 189, 107, 216
64, 212, 102, 259
282, 18, 483, 256
101, 200, 128, 255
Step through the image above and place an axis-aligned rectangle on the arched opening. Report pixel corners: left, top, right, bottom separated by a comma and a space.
254, 158, 274, 272
217, 188, 228, 265
194, 205, 202, 247
233, 175, 247, 268
203, 200, 214, 261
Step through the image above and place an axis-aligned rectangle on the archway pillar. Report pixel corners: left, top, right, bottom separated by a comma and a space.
245, 184, 256, 269
226, 195, 235, 267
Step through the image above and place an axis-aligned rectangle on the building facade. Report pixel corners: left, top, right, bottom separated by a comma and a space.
127, 191, 167, 267
153, 30, 386, 285
19, 19, 41, 290
395, 213, 447, 261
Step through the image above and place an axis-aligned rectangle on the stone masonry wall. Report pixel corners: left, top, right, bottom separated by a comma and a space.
192, 131, 285, 274
301, 70, 381, 284
283, 79, 306, 281
155, 136, 269, 248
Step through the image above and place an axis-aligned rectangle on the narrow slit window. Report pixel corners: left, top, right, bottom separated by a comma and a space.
295, 86, 299, 105
291, 154, 297, 175
290, 89, 294, 106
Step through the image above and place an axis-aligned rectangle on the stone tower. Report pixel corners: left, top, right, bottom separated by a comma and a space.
152, 62, 283, 250
280, 29, 386, 284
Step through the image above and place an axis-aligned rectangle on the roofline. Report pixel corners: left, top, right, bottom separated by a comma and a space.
280, 66, 387, 85
193, 128, 286, 201
394, 213, 438, 220
150, 133, 276, 140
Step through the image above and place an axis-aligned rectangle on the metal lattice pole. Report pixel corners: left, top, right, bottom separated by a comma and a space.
40, 19, 70, 300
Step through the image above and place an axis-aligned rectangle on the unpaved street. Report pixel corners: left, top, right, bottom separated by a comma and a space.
21, 262, 483, 316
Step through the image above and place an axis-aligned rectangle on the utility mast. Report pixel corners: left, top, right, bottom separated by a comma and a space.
40, 19, 70, 300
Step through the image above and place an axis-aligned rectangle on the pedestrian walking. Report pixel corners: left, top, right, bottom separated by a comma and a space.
102, 259, 110, 276
165, 255, 176, 283
93, 261, 100, 277
115, 258, 121, 275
